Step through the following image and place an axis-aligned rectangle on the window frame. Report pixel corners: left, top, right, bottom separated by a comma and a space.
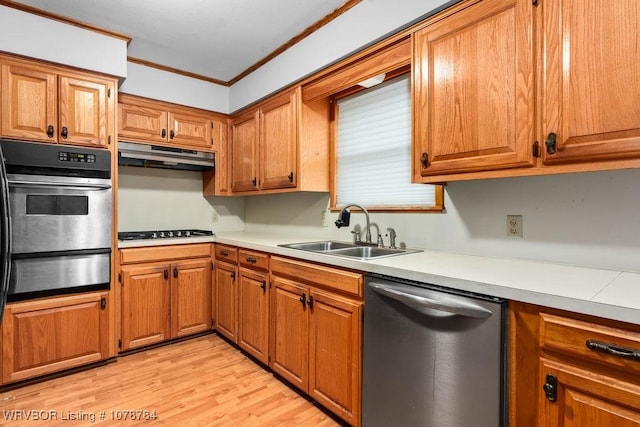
329, 68, 444, 212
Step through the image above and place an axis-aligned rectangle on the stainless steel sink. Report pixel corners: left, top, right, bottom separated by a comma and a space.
279, 240, 357, 252
279, 240, 421, 259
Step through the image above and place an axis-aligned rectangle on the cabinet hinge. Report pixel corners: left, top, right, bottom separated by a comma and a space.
543, 374, 557, 402
211, 261, 214, 271
100, 297, 107, 310
532, 141, 540, 158
532, 0, 539, 6
108, 135, 112, 145
118, 339, 122, 349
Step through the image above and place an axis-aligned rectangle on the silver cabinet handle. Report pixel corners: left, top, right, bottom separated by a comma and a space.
369, 282, 492, 319
8, 180, 111, 190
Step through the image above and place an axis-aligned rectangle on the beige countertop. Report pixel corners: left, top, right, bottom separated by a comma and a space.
118, 231, 639, 325
213, 231, 640, 325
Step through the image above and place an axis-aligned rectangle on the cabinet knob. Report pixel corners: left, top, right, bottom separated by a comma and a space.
260, 280, 266, 293
307, 295, 314, 309
288, 172, 294, 182
252, 177, 257, 187
161, 129, 167, 138
246, 256, 257, 264
220, 250, 229, 257
163, 269, 169, 280
230, 271, 236, 281
47, 125, 55, 138
170, 130, 176, 139
420, 152, 429, 169
543, 374, 557, 402
173, 267, 178, 278
61, 126, 68, 139
299, 292, 306, 307
545, 132, 557, 154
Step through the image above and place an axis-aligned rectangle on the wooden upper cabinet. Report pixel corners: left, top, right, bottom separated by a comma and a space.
118, 101, 168, 143
1, 63, 57, 142
231, 110, 259, 192
118, 94, 217, 150
1, 59, 114, 148
541, 0, 640, 165
59, 75, 110, 147
413, 0, 535, 179
229, 86, 329, 195
260, 90, 297, 190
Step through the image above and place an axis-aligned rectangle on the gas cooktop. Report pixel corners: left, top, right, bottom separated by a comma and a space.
118, 229, 214, 240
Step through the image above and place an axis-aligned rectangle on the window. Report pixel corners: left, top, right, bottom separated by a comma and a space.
334, 74, 442, 210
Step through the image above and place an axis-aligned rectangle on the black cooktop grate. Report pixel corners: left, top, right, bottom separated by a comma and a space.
118, 229, 214, 240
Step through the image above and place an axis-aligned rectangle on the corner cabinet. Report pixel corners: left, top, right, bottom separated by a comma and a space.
412, 0, 535, 179
509, 301, 640, 426
0, 55, 116, 148
118, 244, 212, 351
2, 292, 110, 384
230, 86, 329, 194
270, 256, 363, 427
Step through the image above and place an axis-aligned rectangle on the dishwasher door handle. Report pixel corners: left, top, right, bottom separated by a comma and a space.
369, 282, 493, 319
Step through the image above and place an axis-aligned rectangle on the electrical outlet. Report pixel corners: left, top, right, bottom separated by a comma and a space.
507, 215, 523, 238
211, 210, 219, 223
321, 210, 329, 227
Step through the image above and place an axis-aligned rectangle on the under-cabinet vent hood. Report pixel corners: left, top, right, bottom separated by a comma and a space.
118, 141, 214, 171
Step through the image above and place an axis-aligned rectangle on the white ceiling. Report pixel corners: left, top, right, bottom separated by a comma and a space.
12, 0, 350, 83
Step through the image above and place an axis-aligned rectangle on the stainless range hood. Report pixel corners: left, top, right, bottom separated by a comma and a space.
118, 141, 214, 171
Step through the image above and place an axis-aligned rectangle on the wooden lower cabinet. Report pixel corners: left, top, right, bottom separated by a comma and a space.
1, 292, 110, 384
214, 260, 238, 342
270, 256, 363, 427
509, 301, 640, 426
119, 245, 212, 351
238, 267, 269, 364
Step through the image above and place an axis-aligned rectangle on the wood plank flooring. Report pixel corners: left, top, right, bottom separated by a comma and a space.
0, 334, 344, 426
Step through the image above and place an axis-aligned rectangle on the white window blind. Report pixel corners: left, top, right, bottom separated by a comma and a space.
336, 74, 437, 208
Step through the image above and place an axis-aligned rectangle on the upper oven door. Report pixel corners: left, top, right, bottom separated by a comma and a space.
7, 174, 112, 254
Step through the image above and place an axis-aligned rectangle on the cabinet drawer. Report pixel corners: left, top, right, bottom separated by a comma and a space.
238, 249, 269, 270
540, 313, 640, 375
270, 256, 363, 298
215, 244, 238, 263
120, 243, 212, 264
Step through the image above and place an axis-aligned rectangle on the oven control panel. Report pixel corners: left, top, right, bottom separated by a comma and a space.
58, 151, 97, 163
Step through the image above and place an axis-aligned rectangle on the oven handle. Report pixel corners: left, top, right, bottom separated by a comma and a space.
8, 180, 112, 190
369, 281, 493, 319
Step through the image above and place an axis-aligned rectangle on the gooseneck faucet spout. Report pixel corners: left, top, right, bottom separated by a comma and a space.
334, 203, 372, 244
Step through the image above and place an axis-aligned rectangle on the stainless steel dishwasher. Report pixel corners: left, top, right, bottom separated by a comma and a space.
362, 274, 507, 427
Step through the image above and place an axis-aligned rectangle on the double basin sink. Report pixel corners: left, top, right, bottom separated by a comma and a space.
279, 240, 421, 260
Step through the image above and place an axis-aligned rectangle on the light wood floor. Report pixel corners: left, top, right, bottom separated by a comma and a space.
0, 333, 344, 426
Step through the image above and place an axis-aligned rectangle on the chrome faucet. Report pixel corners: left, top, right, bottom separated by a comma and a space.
335, 203, 373, 245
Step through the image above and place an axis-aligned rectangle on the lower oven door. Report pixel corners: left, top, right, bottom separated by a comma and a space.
7, 173, 112, 254
9, 251, 110, 298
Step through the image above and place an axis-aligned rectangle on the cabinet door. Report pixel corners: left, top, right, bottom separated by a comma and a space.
231, 111, 259, 192
168, 111, 212, 148
308, 289, 362, 425
260, 90, 297, 190
214, 261, 238, 342
58, 74, 110, 147
0, 63, 57, 142
118, 102, 168, 143
2, 292, 109, 384
238, 267, 269, 364
413, 0, 535, 177
269, 276, 309, 392
541, 0, 640, 164
539, 358, 640, 426
121, 264, 171, 351
171, 258, 212, 338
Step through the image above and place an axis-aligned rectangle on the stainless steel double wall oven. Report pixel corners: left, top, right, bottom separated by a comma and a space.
0, 140, 112, 318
